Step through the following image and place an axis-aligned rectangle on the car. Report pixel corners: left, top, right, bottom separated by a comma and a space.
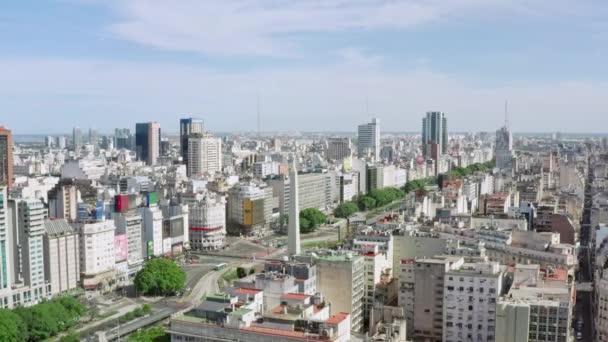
576, 331, 583, 340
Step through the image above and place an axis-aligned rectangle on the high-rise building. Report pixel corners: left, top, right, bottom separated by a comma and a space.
0, 187, 10, 297
113, 211, 144, 270
114, 128, 132, 150
72, 126, 83, 153
181, 191, 226, 251
135, 122, 161, 165
495, 125, 513, 172
422, 111, 448, 159
75, 220, 116, 290
180, 117, 204, 164
0, 127, 13, 190
227, 182, 273, 236
140, 201, 164, 258
88, 128, 99, 148
187, 134, 222, 176
443, 261, 505, 342
327, 137, 352, 161
57, 136, 67, 149
357, 118, 380, 161
43, 219, 80, 295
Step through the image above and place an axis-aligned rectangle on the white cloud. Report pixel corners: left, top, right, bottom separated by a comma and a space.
1, 56, 607, 134
103, 0, 605, 56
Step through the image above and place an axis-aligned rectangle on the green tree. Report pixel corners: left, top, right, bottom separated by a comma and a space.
299, 208, 327, 233
249, 268, 256, 275
0, 309, 27, 342
128, 326, 169, 342
142, 304, 152, 314
60, 332, 80, 342
135, 258, 186, 296
334, 202, 358, 218
236, 267, 247, 279
357, 196, 376, 211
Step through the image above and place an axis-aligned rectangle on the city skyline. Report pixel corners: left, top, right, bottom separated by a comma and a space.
2, 1, 608, 133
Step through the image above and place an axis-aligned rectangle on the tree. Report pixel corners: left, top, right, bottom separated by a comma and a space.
334, 202, 358, 218
236, 267, 247, 279
60, 332, 80, 342
135, 258, 186, 296
357, 196, 376, 211
142, 304, 152, 314
0, 309, 27, 342
128, 326, 169, 342
299, 208, 327, 233
249, 268, 256, 275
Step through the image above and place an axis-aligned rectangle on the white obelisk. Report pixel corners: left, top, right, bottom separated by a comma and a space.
287, 158, 301, 255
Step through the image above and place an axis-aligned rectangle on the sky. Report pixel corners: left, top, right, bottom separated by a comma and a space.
2, 0, 608, 134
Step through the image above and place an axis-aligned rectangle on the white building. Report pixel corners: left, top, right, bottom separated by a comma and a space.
357, 118, 380, 161
182, 191, 227, 251
597, 271, 608, 341
113, 212, 144, 270
43, 219, 80, 295
252, 161, 280, 179
75, 220, 116, 290
60, 158, 106, 181
140, 205, 164, 257
187, 135, 222, 176
443, 260, 505, 342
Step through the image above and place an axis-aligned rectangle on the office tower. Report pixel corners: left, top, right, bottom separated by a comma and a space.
357, 118, 380, 161
268, 172, 330, 216
43, 219, 80, 295
443, 261, 505, 342
187, 134, 222, 176
72, 126, 83, 152
44, 136, 54, 148
226, 182, 273, 236
114, 128, 132, 150
495, 126, 513, 172
88, 128, 99, 148
181, 191, 226, 251
75, 220, 116, 289
422, 111, 448, 159
288, 160, 301, 256
327, 137, 352, 161
0, 126, 13, 190
180, 117, 204, 164
57, 136, 67, 149
314, 251, 365, 332
135, 122, 161, 165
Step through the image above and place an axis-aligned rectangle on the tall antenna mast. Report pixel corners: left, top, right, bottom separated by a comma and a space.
366, 97, 369, 115
504, 100, 509, 129
257, 95, 261, 138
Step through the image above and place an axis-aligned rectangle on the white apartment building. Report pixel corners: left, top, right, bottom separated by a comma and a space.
60, 158, 106, 181
182, 191, 226, 251
113, 212, 144, 270
140, 205, 163, 257
443, 261, 505, 342
43, 219, 80, 295
187, 135, 222, 176
75, 220, 116, 289
252, 161, 280, 179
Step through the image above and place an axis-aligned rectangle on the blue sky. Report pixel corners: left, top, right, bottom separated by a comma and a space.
2, 0, 608, 134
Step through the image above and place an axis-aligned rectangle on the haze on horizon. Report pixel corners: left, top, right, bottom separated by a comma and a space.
2, 0, 608, 134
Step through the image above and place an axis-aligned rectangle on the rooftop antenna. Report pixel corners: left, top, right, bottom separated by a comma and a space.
504, 100, 509, 129
257, 95, 261, 138
366, 97, 369, 115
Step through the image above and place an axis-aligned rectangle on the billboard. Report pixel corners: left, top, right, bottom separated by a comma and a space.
115, 194, 129, 212
114, 234, 128, 262
147, 192, 158, 206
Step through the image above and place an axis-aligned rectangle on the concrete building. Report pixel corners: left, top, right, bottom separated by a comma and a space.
43, 219, 80, 295
114, 128, 133, 150
135, 122, 161, 165
264, 260, 317, 295
412, 256, 463, 341
0, 187, 10, 304
596, 271, 608, 341
187, 134, 222, 176
327, 137, 352, 161
252, 161, 280, 179
358, 118, 380, 161
72, 126, 83, 153
227, 182, 274, 236
113, 211, 144, 272
60, 159, 106, 181
422, 111, 448, 160
0, 126, 13, 189
140, 205, 164, 257
181, 191, 226, 251
75, 220, 116, 290
496, 264, 574, 342
270, 171, 330, 216
180, 117, 204, 165
443, 260, 505, 342
310, 251, 365, 332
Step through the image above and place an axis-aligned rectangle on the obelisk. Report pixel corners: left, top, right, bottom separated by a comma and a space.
287, 158, 301, 255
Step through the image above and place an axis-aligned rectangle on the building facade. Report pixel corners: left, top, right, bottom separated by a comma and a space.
357, 118, 380, 161
135, 122, 161, 165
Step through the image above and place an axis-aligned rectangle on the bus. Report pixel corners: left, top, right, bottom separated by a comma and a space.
214, 263, 227, 271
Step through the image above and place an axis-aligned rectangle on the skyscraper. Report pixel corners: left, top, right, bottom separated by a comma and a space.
327, 137, 352, 161
422, 111, 447, 159
357, 118, 380, 161
135, 122, 161, 165
114, 128, 132, 150
0, 127, 13, 190
180, 118, 204, 165
187, 134, 222, 177
495, 126, 513, 172
88, 128, 99, 149
72, 126, 83, 153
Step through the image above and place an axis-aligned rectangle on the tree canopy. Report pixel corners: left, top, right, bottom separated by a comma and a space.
334, 202, 358, 218
299, 208, 327, 233
448, 161, 495, 179
135, 258, 186, 296
356, 187, 405, 211
0, 309, 27, 342
13, 295, 85, 341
